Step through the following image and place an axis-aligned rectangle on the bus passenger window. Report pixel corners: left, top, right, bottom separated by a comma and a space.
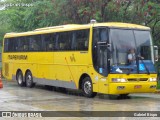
42, 33, 55, 51
60, 42, 65, 50
57, 32, 72, 51
31, 40, 39, 51
48, 43, 54, 51
84, 40, 88, 49
73, 29, 89, 51
24, 45, 28, 51
28, 35, 42, 51
4, 39, 9, 52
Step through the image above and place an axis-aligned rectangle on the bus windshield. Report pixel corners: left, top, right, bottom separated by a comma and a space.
110, 29, 155, 74
110, 29, 152, 65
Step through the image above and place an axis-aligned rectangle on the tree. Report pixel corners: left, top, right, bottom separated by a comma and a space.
0, 0, 160, 45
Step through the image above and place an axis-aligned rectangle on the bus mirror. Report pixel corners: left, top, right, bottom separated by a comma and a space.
154, 46, 158, 62
97, 42, 110, 47
107, 44, 111, 47
97, 41, 107, 44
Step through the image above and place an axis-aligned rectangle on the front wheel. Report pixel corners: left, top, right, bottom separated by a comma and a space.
82, 77, 97, 98
16, 71, 25, 87
25, 71, 35, 88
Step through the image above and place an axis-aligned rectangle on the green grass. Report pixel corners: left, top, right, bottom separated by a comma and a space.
157, 82, 160, 89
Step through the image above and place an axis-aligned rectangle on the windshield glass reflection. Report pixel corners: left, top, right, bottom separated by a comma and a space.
110, 29, 155, 74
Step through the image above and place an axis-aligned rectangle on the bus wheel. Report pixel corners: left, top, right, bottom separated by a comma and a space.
25, 71, 35, 88
82, 77, 97, 98
16, 71, 25, 87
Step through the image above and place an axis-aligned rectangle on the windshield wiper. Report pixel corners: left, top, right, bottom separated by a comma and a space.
127, 68, 133, 75
138, 56, 150, 75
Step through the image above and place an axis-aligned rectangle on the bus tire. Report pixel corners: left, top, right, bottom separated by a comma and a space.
16, 71, 25, 87
82, 77, 97, 98
25, 71, 35, 88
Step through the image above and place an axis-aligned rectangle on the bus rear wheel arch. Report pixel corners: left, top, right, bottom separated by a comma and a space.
80, 75, 97, 98
16, 70, 25, 87
25, 70, 35, 88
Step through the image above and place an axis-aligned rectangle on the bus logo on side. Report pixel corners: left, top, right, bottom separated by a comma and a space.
8, 55, 28, 60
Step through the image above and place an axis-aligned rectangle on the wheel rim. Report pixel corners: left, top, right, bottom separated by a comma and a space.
18, 74, 23, 84
27, 74, 32, 86
84, 81, 92, 94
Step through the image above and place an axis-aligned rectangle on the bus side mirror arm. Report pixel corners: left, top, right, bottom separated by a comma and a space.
97, 41, 111, 47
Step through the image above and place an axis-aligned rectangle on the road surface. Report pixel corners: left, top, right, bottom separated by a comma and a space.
0, 80, 160, 120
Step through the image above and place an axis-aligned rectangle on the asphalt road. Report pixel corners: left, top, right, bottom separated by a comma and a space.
0, 80, 160, 120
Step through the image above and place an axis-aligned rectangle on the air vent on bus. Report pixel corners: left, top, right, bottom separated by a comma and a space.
127, 78, 148, 82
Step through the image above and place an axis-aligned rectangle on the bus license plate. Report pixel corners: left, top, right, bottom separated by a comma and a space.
134, 85, 142, 89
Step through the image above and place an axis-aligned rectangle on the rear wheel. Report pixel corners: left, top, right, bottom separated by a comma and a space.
16, 71, 25, 87
25, 71, 35, 88
82, 77, 97, 98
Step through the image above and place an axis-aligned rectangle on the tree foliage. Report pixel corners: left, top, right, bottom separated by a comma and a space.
0, 0, 160, 44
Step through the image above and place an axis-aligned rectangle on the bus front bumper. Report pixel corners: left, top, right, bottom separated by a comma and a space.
108, 82, 157, 95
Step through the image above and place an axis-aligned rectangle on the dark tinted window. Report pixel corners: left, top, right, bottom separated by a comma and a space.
15, 37, 28, 52
4, 39, 9, 52
134, 30, 151, 60
56, 32, 72, 51
28, 35, 42, 51
92, 28, 109, 76
42, 33, 56, 51
72, 29, 89, 51
110, 29, 136, 65
8, 38, 16, 52
4, 29, 90, 52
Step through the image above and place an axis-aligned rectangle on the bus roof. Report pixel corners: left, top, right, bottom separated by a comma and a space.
93, 22, 150, 30
4, 22, 150, 38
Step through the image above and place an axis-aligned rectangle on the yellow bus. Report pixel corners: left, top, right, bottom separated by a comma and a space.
2, 21, 158, 98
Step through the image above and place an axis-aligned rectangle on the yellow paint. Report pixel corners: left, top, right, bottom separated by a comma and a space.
2, 22, 156, 95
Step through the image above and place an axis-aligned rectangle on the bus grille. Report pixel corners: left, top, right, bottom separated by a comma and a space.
4, 63, 9, 76
127, 78, 148, 82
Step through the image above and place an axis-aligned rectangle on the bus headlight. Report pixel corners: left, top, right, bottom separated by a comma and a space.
112, 78, 127, 82
149, 78, 157, 82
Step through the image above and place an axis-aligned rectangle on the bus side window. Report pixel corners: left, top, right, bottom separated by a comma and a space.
71, 32, 77, 50
73, 29, 89, 51
23, 37, 29, 51
28, 35, 42, 51
58, 32, 72, 51
13, 37, 23, 52
4, 39, 9, 52
16, 37, 28, 52
8, 38, 16, 52
58, 33, 65, 50
29, 36, 38, 51
23, 44, 28, 51
42, 34, 54, 51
